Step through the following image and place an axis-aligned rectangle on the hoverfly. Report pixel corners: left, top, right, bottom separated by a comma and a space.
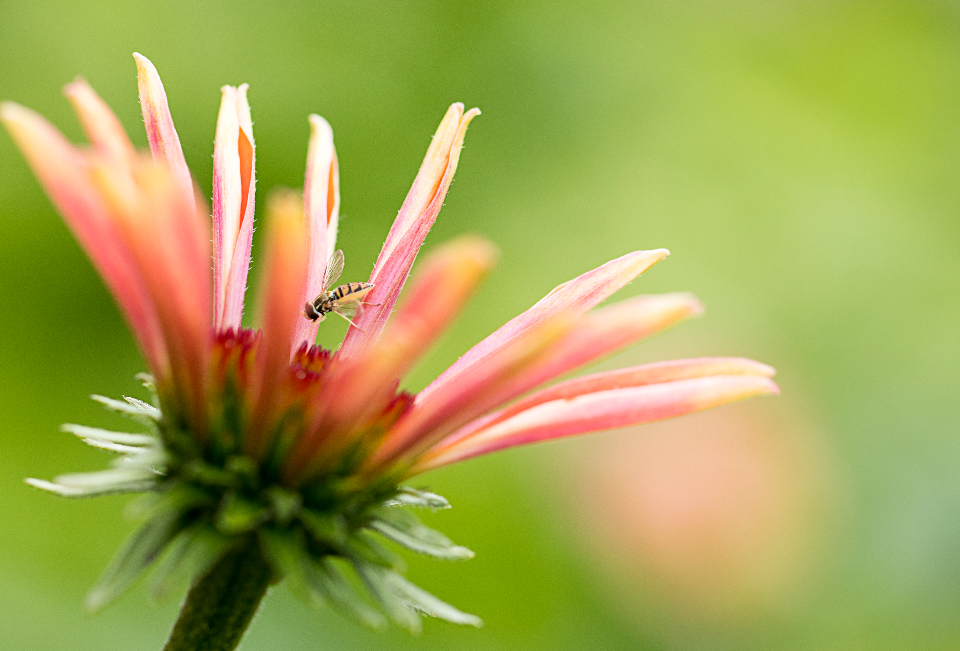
303, 249, 376, 328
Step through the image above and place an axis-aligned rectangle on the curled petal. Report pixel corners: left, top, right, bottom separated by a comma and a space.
213, 84, 256, 330
293, 115, 339, 351
433, 356, 777, 455
63, 79, 137, 170
244, 190, 309, 459
133, 53, 194, 202
0, 102, 168, 379
412, 375, 781, 473
339, 104, 480, 358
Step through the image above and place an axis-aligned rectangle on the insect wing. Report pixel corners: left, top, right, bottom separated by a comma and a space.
335, 301, 360, 320
322, 249, 345, 290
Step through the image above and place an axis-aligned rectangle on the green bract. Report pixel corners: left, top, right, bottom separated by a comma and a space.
29, 376, 480, 632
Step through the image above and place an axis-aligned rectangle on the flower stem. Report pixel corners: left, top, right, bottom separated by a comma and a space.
162, 536, 273, 651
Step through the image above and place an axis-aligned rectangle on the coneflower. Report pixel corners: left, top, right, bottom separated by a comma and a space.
1, 54, 778, 651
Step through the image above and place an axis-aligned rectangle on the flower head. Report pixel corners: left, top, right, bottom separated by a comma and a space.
3, 55, 778, 639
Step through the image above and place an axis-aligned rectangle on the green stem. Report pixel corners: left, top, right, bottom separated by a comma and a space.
163, 536, 273, 651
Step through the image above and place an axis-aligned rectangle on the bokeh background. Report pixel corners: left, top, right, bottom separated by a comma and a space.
2, 1, 959, 649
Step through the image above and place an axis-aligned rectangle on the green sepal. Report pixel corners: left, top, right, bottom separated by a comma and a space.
335, 530, 403, 571
24, 476, 155, 498
124, 483, 213, 520
61, 424, 156, 447
257, 527, 310, 599
354, 561, 422, 633
381, 570, 482, 627
368, 507, 474, 560
123, 396, 162, 420
181, 459, 241, 489
85, 506, 186, 612
391, 487, 451, 510
91, 394, 160, 431
135, 372, 158, 397
266, 486, 302, 525
261, 525, 386, 630
215, 493, 271, 535
151, 524, 233, 601
298, 509, 348, 546
79, 438, 151, 455
303, 557, 388, 630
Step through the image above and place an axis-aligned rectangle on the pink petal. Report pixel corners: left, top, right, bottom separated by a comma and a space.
0, 102, 169, 379
419, 250, 670, 403
367, 249, 670, 467
292, 115, 339, 351
365, 312, 576, 470
338, 104, 480, 358
92, 159, 211, 433
323, 236, 498, 431
213, 84, 256, 331
412, 375, 781, 473
453, 292, 704, 427
243, 190, 309, 459
133, 53, 194, 203
433, 356, 777, 454
63, 79, 137, 170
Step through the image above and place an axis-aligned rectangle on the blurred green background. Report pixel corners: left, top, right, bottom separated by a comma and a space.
2, 0, 960, 649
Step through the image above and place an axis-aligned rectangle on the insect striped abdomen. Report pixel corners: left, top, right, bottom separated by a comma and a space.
333, 282, 374, 301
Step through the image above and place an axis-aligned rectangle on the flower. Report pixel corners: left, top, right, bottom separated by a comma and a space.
2, 54, 778, 645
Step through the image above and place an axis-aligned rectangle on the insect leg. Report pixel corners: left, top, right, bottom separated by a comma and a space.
331, 307, 366, 332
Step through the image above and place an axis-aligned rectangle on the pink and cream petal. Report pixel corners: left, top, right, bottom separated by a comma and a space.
417, 249, 670, 408
133, 53, 194, 203
213, 84, 256, 330
293, 114, 339, 351
366, 312, 576, 470
449, 292, 703, 423
323, 235, 498, 430
368, 250, 672, 466
63, 79, 137, 171
244, 191, 309, 459
412, 375, 781, 473
339, 104, 480, 358
437, 356, 777, 451
91, 160, 211, 433
0, 102, 169, 379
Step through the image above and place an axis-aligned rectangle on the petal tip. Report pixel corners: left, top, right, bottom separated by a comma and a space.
0, 100, 25, 123
308, 113, 333, 134
62, 77, 89, 96
132, 52, 155, 76
759, 378, 781, 395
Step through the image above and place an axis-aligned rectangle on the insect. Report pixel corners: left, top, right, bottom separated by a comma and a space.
303, 249, 376, 328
